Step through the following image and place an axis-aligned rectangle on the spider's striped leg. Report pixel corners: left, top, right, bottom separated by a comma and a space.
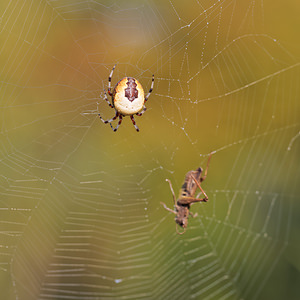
108, 64, 116, 96
103, 89, 113, 108
130, 115, 140, 132
110, 115, 123, 132
136, 105, 146, 116
99, 111, 118, 124
144, 74, 154, 102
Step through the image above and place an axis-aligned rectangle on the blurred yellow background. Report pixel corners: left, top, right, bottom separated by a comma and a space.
0, 0, 299, 299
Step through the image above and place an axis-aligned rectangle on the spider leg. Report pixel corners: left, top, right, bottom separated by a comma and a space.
108, 64, 116, 96
110, 114, 123, 132
136, 105, 147, 116
99, 111, 118, 124
103, 89, 113, 108
160, 202, 177, 215
130, 115, 140, 132
144, 74, 154, 103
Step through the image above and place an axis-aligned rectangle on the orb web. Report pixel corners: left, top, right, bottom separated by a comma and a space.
0, 1, 299, 299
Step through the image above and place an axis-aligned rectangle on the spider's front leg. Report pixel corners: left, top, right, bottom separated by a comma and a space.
108, 64, 116, 96
144, 74, 154, 103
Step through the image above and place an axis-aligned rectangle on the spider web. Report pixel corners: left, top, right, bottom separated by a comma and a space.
1, 0, 300, 299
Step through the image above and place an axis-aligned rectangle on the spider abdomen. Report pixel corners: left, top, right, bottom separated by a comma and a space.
113, 77, 145, 115
99, 65, 154, 132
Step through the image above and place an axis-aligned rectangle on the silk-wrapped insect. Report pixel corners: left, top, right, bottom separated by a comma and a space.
161, 153, 213, 234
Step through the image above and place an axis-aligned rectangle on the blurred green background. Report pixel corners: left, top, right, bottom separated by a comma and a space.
0, 0, 299, 299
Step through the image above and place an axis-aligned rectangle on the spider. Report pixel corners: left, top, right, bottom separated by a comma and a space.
98, 64, 154, 132
161, 153, 213, 234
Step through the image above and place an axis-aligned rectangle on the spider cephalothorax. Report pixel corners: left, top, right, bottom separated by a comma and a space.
99, 65, 154, 132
